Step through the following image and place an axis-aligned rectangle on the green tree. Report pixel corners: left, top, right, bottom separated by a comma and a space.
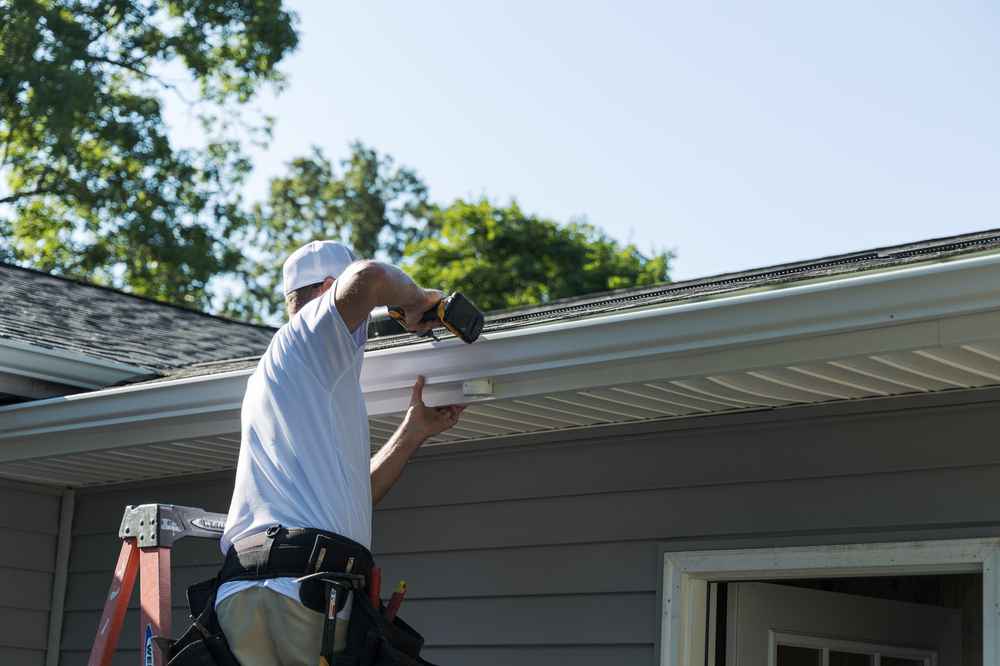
225, 142, 431, 322
0, 0, 297, 307
403, 198, 672, 312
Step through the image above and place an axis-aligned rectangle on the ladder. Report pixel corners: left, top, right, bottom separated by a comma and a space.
87, 504, 227, 666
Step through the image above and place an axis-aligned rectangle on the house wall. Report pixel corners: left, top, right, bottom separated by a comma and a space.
0, 480, 64, 666
57, 387, 1000, 666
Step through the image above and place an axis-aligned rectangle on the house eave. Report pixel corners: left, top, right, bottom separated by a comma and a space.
5, 251, 1000, 475
0, 337, 154, 391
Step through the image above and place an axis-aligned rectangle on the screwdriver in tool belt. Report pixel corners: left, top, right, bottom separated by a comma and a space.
385, 581, 407, 622
369, 566, 381, 608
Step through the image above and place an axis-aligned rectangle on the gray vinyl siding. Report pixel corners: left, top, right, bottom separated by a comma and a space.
60, 388, 1000, 665
0, 481, 62, 666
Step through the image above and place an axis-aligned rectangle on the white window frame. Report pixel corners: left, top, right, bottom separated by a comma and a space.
773, 631, 937, 666
659, 538, 1000, 666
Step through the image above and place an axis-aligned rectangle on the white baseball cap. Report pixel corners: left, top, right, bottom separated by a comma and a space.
282, 241, 356, 295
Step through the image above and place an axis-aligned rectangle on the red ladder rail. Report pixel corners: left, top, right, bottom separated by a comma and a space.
88, 538, 139, 666
86, 504, 228, 666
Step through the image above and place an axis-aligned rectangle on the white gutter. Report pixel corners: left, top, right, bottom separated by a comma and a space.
4, 251, 1000, 462
0, 337, 152, 389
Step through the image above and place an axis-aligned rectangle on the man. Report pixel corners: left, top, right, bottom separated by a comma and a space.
214, 240, 466, 665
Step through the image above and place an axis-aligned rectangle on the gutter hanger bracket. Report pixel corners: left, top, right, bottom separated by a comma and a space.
462, 378, 495, 397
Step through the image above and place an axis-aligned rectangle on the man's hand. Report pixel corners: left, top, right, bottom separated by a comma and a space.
401, 375, 465, 441
399, 289, 446, 334
370, 375, 466, 505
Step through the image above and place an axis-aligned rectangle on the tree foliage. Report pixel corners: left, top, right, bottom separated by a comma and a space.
0, 1, 673, 320
230, 146, 671, 322
0, 0, 297, 307
404, 198, 672, 312
223, 142, 432, 322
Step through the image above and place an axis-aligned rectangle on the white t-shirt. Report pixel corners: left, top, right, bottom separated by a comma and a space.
217, 288, 370, 606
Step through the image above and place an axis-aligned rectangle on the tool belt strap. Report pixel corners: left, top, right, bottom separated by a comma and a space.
218, 525, 374, 584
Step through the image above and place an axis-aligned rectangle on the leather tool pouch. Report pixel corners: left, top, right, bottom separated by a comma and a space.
343, 590, 438, 666
157, 578, 239, 666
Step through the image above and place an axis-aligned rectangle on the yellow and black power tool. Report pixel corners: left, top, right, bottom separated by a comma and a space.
385, 292, 485, 344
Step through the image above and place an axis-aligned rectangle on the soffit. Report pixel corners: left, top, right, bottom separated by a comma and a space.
4, 339, 1000, 487
6, 251, 1000, 486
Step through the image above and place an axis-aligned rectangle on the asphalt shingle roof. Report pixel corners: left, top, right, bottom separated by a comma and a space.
6, 227, 1000, 387
0, 264, 276, 373
127, 226, 1000, 386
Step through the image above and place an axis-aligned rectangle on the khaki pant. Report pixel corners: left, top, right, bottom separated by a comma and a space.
216, 587, 323, 666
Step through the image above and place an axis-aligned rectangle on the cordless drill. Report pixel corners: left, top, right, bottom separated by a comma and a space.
385, 292, 485, 344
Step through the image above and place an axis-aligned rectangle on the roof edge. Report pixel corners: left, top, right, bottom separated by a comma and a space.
5, 250, 1000, 460
472, 226, 1000, 320
0, 337, 155, 389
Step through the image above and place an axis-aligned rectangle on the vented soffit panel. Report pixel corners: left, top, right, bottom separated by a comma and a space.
5, 251, 1000, 486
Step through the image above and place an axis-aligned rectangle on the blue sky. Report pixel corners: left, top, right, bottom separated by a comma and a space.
167, 1, 1000, 281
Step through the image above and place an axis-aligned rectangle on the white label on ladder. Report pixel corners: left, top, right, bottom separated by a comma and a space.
160, 517, 182, 533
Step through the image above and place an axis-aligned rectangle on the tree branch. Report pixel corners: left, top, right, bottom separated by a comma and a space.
83, 53, 149, 77
0, 113, 23, 172
0, 186, 64, 205
81, 54, 196, 105
0, 135, 13, 173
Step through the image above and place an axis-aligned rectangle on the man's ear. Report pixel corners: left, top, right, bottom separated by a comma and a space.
321, 276, 336, 293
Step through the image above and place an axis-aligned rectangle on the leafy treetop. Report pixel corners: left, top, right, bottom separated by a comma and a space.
0, 0, 672, 322
0, 0, 298, 307
223, 142, 432, 322
404, 198, 672, 312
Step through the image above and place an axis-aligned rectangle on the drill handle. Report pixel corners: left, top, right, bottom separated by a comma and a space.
386, 302, 441, 325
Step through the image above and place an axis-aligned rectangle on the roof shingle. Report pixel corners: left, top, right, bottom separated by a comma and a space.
0, 264, 276, 373
6, 227, 1000, 386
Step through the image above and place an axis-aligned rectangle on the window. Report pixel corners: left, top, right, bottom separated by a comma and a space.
774, 633, 937, 666
659, 538, 1000, 666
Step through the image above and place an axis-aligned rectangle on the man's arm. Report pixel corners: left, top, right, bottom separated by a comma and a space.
371, 375, 465, 505
334, 260, 443, 333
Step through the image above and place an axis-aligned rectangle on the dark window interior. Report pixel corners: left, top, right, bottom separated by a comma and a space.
712, 574, 981, 666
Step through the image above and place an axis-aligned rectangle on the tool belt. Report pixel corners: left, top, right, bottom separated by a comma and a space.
217, 525, 375, 611
159, 526, 437, 666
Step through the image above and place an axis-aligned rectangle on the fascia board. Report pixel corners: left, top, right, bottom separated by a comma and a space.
0, 337, 152, 389
361, 250, 1000, 410
3, 251, 1000, 462
0, 370, 248, 460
